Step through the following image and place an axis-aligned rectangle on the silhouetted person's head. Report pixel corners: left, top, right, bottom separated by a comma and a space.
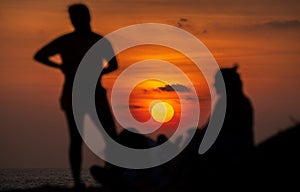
68, 4, 91, 32
118, 128, 149, 149
215, 65, 243, 96
157, 134, 168, 145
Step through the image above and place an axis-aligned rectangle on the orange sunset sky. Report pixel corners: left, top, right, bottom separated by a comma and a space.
0, 0, 300, 168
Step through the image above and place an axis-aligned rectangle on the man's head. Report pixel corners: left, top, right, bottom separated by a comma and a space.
68, 4, 91, 31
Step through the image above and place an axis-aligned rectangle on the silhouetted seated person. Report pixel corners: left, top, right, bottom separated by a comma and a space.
91, 128, 160, 192
155, 134, 184, 191
165, 66, 254, 191
206, 65, 254, 185
163, 128, 205, 192
34, 4, 118, 188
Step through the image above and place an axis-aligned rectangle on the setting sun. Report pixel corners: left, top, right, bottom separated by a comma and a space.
150, 101, 175, 123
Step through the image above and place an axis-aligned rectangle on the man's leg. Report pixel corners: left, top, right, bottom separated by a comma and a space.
65, 111, 83, 186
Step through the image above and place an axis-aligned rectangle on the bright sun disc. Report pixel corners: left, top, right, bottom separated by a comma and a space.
150, 101, 174, 123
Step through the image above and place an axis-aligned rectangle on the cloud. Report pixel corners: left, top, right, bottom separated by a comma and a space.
263, 20, 300, 29
142, 89, 149, 94
185, 96, 198, 101
157, 84, 191, 92
129, 105, 143, 109
210, 19, 300, 33
177, 17, 189, 28
175, 17, 208, 35
179, 17, 188, 22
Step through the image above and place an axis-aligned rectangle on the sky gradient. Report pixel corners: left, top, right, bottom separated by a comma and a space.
0, 0, 300, 168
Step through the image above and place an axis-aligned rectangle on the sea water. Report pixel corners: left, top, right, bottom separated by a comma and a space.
0, 168, 100, 191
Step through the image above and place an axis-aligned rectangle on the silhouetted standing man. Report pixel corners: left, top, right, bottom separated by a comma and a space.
34, 4, 118, 188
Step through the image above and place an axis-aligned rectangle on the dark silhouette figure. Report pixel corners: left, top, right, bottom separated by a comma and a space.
212, 65, 254, 166
162, 65, 255, 191
155, 134, 180, 192
206, 65, 254, 187
157, 134, 168, 145
90, 128, 160, 192
34, 4, 118, 188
